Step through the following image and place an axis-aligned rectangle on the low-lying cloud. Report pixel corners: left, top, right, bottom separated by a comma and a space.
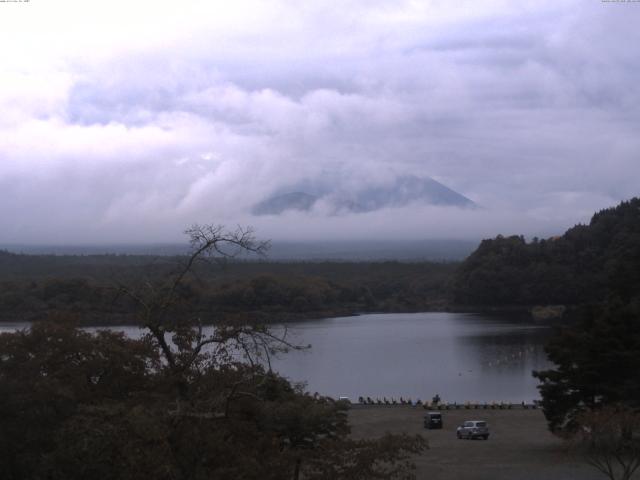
1, 0, 638, 244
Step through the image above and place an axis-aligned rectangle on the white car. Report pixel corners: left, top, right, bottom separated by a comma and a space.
456, 420, 490, 440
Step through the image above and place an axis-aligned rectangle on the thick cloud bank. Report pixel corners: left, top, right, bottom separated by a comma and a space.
1, 0, 638, 244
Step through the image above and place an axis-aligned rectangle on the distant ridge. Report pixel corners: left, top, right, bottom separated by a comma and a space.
1, 239, 477, 261
252, 192, 318, 215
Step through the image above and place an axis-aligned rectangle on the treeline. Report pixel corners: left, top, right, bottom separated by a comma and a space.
0, 254, 457, 324
453, 198, 640, 306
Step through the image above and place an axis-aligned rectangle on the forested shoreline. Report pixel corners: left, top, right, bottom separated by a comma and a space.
453, 198, 640, 308
0, 253, 457, 325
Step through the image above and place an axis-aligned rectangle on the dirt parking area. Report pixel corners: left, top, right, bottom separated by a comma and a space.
349, 406, 604, 480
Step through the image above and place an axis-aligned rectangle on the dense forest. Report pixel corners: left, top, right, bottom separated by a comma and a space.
453, 198, 640, 307
0, 251, 456, 324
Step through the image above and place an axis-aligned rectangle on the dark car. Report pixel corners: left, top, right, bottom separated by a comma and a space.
456, 420, 489, 440
423, 411, 443, 429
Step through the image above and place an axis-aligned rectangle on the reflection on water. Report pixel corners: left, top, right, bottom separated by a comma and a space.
0, 312, 552, 402
271, 312, 552, 402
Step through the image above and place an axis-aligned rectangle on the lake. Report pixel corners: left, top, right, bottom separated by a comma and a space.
0, 312, 552, 403
271, 312, 552, 403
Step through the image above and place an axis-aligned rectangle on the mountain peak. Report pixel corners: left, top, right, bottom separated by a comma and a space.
252, 175, 475, 216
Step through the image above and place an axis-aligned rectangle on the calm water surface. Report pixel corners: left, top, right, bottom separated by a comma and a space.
271, 312, 552, 403
0, 312, 552, 403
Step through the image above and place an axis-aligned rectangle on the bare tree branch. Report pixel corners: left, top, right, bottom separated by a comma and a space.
570, 406, 640, 480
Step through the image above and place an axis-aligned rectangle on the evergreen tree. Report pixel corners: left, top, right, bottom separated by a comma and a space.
533, 302, 640, 432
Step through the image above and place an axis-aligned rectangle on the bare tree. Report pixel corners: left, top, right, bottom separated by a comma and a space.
115, 224, 300, 412
0, 224, 428, 479
569, 406, 640, 480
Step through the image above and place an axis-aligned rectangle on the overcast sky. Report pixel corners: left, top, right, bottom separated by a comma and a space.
1, 0, 639, 244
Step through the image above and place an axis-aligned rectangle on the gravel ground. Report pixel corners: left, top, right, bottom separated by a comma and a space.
349, 406, 605, 480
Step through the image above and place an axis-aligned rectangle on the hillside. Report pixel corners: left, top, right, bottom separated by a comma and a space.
452, 198, 640, 307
